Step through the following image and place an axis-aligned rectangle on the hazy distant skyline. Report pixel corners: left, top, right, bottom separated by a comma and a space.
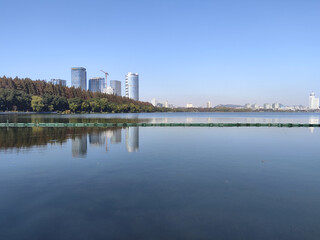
1, 0, 319, 106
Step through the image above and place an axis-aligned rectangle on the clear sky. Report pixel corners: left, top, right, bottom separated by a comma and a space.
1, 0, 319, 106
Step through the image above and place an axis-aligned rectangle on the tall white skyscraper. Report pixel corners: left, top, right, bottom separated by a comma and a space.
206, 101, 212, 108
125, 72, 139, 101
309, 92, 320, 110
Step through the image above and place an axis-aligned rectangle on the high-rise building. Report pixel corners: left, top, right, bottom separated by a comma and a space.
71, 67, 87, 90
89, 77, 105, 92
125, 72, 139, 101
309, 92, 320, 110
110, 80, 121, 96
50, 79, 67, 87
186, 103, 193, 108
206, 101, 212, 108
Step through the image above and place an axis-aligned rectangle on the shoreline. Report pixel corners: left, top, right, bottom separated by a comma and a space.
0, 111, 319, 115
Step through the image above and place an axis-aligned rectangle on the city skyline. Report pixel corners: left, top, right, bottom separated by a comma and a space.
1, 0, 319, 106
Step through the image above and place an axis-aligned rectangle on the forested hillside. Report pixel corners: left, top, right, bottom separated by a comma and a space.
0, 76, 154, 113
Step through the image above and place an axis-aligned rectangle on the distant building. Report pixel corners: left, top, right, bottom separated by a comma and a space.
156, 102, 164, 107
125, 72, 139, 101
186, 103, 193, 108
89, 77, 105, 92
206, 101, 212, 108
264, 103, 272, 109
110, 80, 121, 96
272, 103, 280, 110
102, 86, 114, 95
309, 92, 320, 110
50, 79, 67, 87
244, 103, 251, 109
71, 67, 87, 90
252, 104, 259, 110
151, 98, 169, 108
151, 98, 157, 106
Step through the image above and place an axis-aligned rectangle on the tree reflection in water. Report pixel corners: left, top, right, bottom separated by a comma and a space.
0, 127, 139, 157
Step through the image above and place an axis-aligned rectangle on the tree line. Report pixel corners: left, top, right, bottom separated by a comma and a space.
0, 76, 155, 113
0, 76, 256, 113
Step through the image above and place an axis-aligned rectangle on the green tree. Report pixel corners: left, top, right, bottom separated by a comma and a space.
31, 96, 44, 112
68, 98, 82, 113
81, 101, 90, 112
100, 98, 109, 112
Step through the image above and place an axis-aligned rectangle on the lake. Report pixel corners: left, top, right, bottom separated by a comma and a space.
0, 112, 320, 240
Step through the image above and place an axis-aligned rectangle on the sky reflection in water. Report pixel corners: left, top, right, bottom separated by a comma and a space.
0, 115, 320, 239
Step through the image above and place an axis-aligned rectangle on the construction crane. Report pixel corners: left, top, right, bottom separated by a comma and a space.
100, 70, 109, 88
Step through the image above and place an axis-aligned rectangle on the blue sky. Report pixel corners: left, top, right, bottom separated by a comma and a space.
1, 0, 319, 106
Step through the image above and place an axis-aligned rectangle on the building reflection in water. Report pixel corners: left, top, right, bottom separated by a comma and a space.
72, 135, 87, 158
111, 128, 122, 144
71, 127, 139, 157
126, 127, 139, 152
309, 117, 319, 134
89, 132, 106, 146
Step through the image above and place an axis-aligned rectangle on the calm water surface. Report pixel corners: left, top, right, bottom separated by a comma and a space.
1, 112, 320, 124
0, 113, 320, 240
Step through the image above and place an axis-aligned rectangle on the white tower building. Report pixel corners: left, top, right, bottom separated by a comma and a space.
309, 92, 320, 110
125, 72, 139, 101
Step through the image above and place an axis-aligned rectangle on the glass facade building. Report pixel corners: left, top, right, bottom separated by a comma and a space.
110, 80, 121, 96
50, 79, 67, 87
89, 77, 105, 92
125, 72, 139, 101
71, 67, 87, 90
